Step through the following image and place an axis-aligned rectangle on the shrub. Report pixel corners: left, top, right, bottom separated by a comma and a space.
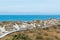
55, 36, 58, 39
12, 34, 32, 40
53, 26, 57, 29
45, 37, 53, 40
43, 27, 49, 30
44, 33, 48, 36
57, 31, 60, 33
36, 35, 44, 40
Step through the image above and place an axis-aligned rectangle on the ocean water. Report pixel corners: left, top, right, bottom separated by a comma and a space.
0, 15, 60, 21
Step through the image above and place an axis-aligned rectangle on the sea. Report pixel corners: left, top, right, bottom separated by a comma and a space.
0, 15, 60, 22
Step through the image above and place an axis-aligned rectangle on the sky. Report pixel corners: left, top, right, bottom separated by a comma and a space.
0, 0, 60, 15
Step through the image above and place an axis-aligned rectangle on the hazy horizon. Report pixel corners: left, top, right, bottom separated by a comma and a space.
0, 12, 60, 15
0, 0, 60, 15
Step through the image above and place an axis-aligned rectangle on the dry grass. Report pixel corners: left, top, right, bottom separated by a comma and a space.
0, 26, 60, 40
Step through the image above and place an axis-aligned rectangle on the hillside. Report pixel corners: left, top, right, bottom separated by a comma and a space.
0, 19, 60, 40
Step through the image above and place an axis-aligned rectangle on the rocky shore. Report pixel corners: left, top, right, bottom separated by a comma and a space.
0, 18, 60, 38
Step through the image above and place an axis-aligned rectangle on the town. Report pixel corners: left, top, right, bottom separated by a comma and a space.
0, 18, 60, 38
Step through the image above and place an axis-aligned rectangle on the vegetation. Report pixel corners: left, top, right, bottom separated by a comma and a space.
43, 27, 49, 30
12, 34, 32, 40
0, 25, 60, 40
45, 37, 54, 40
36, 35, 44, 40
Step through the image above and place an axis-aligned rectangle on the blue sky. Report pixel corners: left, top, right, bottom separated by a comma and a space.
0, 0, 60, 15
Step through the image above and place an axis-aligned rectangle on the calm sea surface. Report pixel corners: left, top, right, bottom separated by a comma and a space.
0, 15, 60, 21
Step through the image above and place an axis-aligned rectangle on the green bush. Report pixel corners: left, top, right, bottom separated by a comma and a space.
43, 27, 49, 30
12, 34, 32, 40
